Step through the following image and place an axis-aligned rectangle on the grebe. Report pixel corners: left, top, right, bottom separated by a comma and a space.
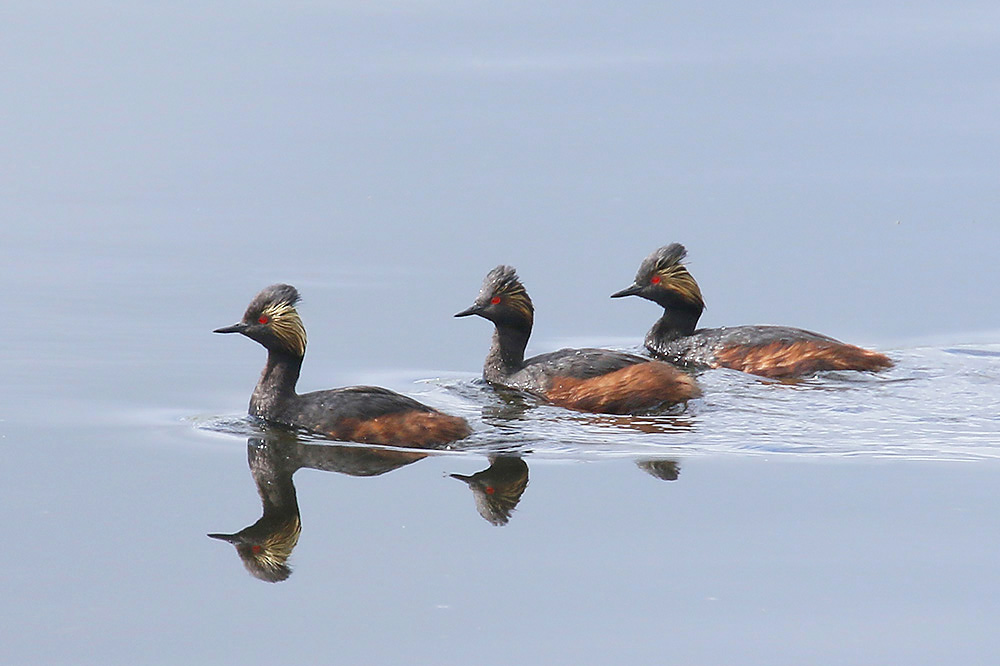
456, 266, 700, 414
611, 244, 893, 378
215, 284, 471, 445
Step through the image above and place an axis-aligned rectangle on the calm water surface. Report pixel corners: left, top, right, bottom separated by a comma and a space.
4, 268, 1000, 663
4, 3, 1000, 663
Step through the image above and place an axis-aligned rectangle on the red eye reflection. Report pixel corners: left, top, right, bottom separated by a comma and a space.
651, 275, 661, 284
485, 486, 496, 495
258, 315, 269, 324
251, 545, 262, 554
490, 296, 501, 305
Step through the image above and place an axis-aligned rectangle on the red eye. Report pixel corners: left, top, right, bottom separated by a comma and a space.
258, 315, 269, 324
251, 545, 261, 554
490, 296, 501, 305
650, 275, 661, 284
485, 486, 495, 495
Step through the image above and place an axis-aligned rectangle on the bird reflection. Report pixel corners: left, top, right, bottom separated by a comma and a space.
209, 432, 427, 582
451, 455, 529, 526
208, 438, 301, 582
636, 458, 681, 481
465, 389, 683, 524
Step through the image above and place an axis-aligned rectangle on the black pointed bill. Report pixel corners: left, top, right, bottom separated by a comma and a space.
207, 532, 242, 543
213, 323, 248, 334
610, 284, 643, 298
454, 304, 485, 318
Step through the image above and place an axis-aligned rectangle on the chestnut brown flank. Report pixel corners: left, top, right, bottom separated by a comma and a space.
330, 410, 472, 447
714, 340, 893, 378
544, 362, 701, 414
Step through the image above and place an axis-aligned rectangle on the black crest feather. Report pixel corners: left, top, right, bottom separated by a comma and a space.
246, 284, 301, 317
241, 283, 307, 356
478, 265, 534, 318
635, 244, 687, 282
482, 265, 525, 299
635, 244, 704, 308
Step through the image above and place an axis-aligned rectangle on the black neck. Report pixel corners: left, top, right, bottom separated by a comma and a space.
648, 304, 702, 341
250, 349, 303, 418
484, 323, 531, 383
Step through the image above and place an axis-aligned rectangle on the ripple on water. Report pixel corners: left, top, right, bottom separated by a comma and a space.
194, 343, 1000, 462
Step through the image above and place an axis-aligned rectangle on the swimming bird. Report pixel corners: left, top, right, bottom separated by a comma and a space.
611, 244, 893, 378
215, 284, 471, 446
456, 265, 700, 414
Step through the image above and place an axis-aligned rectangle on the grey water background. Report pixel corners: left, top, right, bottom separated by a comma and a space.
3, 2, 1000, 664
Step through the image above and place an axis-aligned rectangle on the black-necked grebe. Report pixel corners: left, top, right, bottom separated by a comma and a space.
215, 284, 471, 446
611, 244, 893, 378
455, 266, 700, 413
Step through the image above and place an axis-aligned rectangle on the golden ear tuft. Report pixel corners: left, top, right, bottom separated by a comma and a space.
637, 244, 704, 308
261, 302, 307, 356
481, 265, 534, 319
